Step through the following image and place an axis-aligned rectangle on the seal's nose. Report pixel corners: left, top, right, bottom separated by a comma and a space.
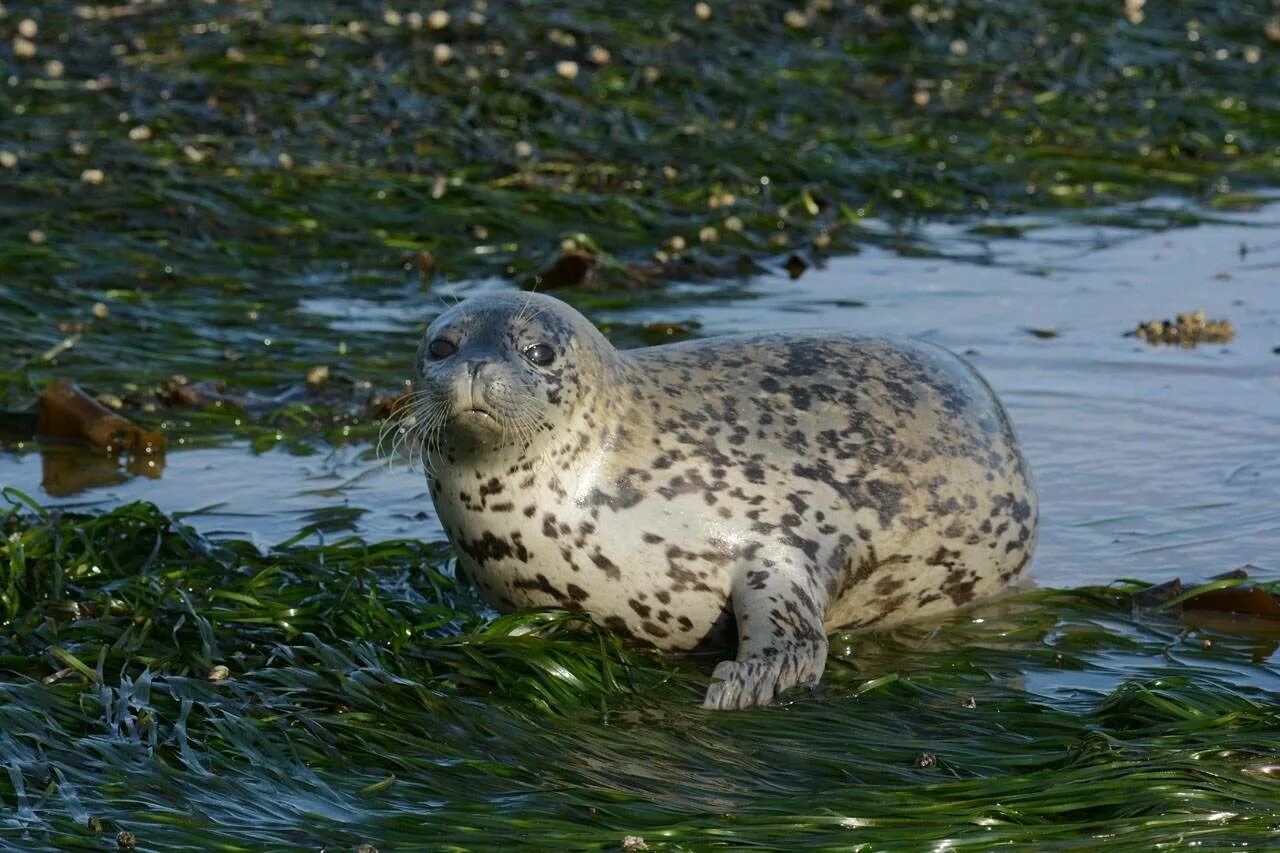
463, 360, 488, 409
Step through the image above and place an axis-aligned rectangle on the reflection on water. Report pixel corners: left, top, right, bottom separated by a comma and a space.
1, 199, 1277, 585
1181, 611, 1280, 663
39, 444, 164, 497
2, 442, 430, 551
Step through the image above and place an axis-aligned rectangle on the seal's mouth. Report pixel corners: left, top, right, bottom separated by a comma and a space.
453, 406, 500, 427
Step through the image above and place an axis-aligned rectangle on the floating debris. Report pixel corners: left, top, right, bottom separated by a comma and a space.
411, 249, 436, 275
643, 321, 698, 336
37, 379, 165, 455
12, 36, 37, 59
783, 9, 810, 29
1128, 310, 1234, 347
306, 365, 330, 386
528, 250, 596, 289
783, 254, 809, 279
1023, 327, 1060, 339
1183, 584, 1280, 622
164, 375, 236, 408
1131, 568, 1280, 643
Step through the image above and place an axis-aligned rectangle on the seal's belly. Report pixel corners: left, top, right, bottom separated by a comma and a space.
435, 493, 735, 650
437, 449, 1033, 648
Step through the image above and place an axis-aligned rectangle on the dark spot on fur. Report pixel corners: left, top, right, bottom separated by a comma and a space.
942, 568, 979, 606
642, 621, 669, 638
591, 550, 621, 580
513, 573, 564, 602
603, 615, 636, 641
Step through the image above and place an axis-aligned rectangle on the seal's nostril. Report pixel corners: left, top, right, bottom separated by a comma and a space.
467, 361, 484, 381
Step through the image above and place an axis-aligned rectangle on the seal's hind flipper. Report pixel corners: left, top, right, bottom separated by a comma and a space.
702, 565, 829, 710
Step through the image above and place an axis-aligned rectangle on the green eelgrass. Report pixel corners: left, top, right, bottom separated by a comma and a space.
3, 0, 1280, 415
2, 497, 1277, 850
2, 2, 1280, 848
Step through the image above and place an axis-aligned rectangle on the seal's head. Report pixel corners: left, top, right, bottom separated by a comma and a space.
406, 292, 616, 466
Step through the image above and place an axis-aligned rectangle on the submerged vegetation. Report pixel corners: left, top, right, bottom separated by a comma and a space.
2, 0, 1280, 410
2, 499, 1278, 849
1, 1, 1279, 848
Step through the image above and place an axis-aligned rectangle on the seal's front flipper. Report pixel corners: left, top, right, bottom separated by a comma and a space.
702, 566, 829, 710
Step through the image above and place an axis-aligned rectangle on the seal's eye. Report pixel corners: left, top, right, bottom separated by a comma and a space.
427, 338, 457, 360
524, 343, 555, 367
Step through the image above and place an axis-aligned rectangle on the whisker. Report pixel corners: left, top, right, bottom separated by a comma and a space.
376, 380, 455, 473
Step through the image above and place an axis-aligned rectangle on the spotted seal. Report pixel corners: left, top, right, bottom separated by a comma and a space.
405, 292, 1036, 709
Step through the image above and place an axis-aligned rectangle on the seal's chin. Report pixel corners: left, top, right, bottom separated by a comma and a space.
444, 407, 511, 457
448, 407, 504, 438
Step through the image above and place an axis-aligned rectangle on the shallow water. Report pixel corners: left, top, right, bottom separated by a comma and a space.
2, 199, 1278, 586
3, 203, 1280, 853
